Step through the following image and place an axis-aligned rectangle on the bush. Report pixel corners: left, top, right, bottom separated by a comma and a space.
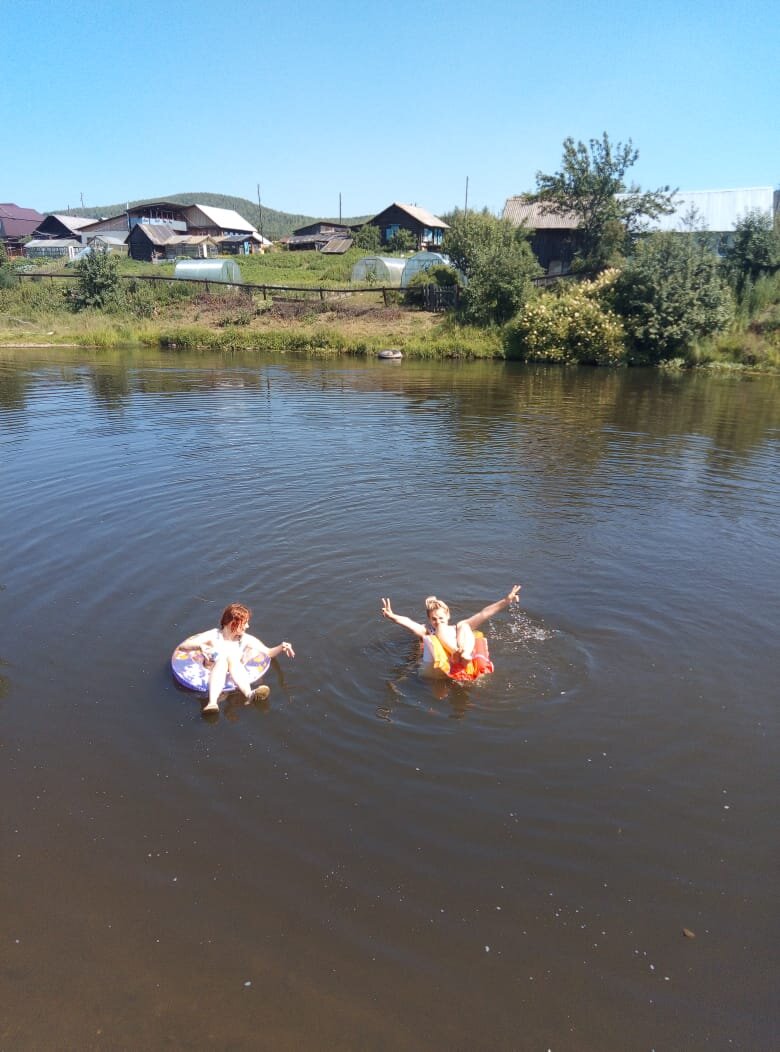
71, 249, 124, 311
353, 225, 381, 251
386, 228, 416, 253
504, 270, 626, 364
612, 233, 735, 362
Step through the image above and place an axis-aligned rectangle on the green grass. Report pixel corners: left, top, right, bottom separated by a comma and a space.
3, 250, 779, 369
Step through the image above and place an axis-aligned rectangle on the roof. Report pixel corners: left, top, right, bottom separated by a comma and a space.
184, 203, 257, 234
394, 203, 448, 228
25, 238, 82, 249
371, 203, 449, 229
0, 202, 45, 237
293, 221, 351, 237
219, 232, 271, 246
502, 196, 580, 229
641, 187, 774, 232
127, 201, 188, 214
44, 213, 99, 234
131, 224, 179, 245
319, 236, 353, 254
130, 225, 214, 247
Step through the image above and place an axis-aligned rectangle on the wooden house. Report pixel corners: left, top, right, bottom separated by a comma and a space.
0, 203, 45, 256
288, 221, 353, 251
360, 203, 448, 250
125, 201, 261, 259
218, 232, 271, 255
502, 196, 582, 275
30, 213, 98, 243
126, 201, 189, 233
127, 223, 217, 262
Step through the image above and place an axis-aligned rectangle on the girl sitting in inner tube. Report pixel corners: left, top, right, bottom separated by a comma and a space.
380, 585, 520, 682
177, 602, 295, 713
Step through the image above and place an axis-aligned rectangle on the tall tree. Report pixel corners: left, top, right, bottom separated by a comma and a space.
533, 133, 675, 271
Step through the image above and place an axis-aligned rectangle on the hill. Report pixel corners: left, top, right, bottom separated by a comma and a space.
47, 192, 370, 241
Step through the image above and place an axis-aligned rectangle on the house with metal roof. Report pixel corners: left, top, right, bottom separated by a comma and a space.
360, 203, 449, 250
0, 203, 45, 256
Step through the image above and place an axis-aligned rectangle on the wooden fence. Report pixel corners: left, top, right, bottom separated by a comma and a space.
14, 271, 422, 307
15, 269, 580, 307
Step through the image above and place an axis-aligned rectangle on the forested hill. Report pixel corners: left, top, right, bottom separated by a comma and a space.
49, 192, 369, 241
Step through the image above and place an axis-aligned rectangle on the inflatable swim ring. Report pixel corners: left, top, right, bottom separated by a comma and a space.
425, 632, 494, 683
171, 644, 270, 693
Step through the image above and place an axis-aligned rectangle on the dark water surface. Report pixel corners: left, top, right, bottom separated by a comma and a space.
1, 348, 778, 1050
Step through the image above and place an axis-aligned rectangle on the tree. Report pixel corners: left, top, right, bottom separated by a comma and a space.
353, 224, 381, 251
723, 209, 779, 298
533, 133, 675, 272
444, 209, 540, 325
611, 232, 734, 362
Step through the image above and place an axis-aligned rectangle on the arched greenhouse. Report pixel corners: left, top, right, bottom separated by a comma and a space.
173, 259, 243, 284
400, 251, 453, 287
350, 256, 407, 287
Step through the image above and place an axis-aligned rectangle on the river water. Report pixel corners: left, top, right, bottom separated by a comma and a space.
1, 348, 777, 1051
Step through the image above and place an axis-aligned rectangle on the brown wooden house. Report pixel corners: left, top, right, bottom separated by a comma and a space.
288, 221, 353, 251
502, 195, 583, 274
360, 203, 448, 250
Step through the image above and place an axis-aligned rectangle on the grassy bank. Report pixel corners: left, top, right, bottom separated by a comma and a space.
1, 251, 778, 369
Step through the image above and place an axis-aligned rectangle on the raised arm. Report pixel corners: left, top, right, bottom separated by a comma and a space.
381, 597, 427, 638
464, 584, 521, 629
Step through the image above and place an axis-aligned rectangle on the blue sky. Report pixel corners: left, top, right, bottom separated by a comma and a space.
3, 0, 778, 220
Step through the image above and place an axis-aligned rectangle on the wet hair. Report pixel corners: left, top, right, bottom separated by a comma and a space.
220, 602, 252, 630
425, 596, 450, 619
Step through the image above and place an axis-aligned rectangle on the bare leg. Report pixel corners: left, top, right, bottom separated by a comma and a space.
455, 620, 476, 661
227, 655, 253, 700
205, 655, 229, 712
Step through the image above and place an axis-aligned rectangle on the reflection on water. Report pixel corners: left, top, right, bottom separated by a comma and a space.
1, 347, 778, 1050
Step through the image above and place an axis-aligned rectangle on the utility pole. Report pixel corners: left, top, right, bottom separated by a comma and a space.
256, 183, 264, 244
464, 176, 469, 215
339, 193, 342, 224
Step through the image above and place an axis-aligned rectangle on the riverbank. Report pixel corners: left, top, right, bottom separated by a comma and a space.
2, 254, 778, 369
0, 295, 505, 357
